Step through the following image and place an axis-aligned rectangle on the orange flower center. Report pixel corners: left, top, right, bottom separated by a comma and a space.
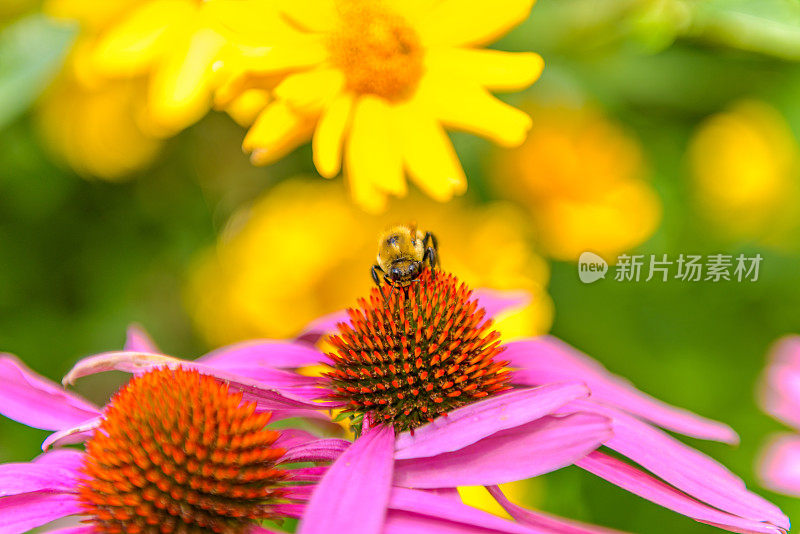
326, 269, 511, 432
78, 368, 287, 534
328, 1, 424, 102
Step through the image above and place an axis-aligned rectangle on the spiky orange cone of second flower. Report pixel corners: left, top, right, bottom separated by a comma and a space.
325, 269, 511, 431
79, 368, 287, 533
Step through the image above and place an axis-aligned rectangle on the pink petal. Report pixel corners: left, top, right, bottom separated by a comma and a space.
298, 425, 395, 534
280, 438, 350, 463
506, 337, 739, 444
394, 383, 590, 460
33, 449, 86, 472
385, 487, 549, 534
63, 351, 336, 411
0, 354, 100, 431
760, 336, 800, 430
393, 413, 611, 488
0, 461, 79, 497
274, 428, 320, 449
249, 526, 285, 534
42, 417, 101, 451
561, 400, 787, 529
486, 485, 627, 534
0, 492, 83, 533
758, 433, 800, 497
124, 325, 159, 352
473, 288, 531, 320
47, 528, 95, 534
295, 310, 350, 346
199, 340, 327, 369
577, 452, 787, 534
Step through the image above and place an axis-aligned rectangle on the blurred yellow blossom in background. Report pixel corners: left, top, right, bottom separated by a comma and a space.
689, 100, 800, 245
37, 50, 163, 180
45, 0, 242, 137
186, 178, 553, 347
494, 104, 661, 262
217, 0, 544, 212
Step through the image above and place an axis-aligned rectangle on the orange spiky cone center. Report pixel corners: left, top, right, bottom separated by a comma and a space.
326, 269, 511, 432
78, 367, 287, 534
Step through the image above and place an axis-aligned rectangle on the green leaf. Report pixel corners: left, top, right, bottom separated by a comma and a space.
690, 0, 800, 59
0, 14, 76, 130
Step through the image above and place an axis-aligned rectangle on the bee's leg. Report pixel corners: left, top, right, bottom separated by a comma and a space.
423, 247, 437, 271
423, 232, 440, 268
371, 265, 384, 288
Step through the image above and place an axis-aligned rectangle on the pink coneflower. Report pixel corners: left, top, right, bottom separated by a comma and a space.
758, 336, 800, 497
0, 366, 339, 533
46, 271, 788, 534
0, 365, 559, 534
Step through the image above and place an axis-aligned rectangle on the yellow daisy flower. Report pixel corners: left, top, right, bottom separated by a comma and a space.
494, 103, 662, 262
186, 177, 553, 346
218, 0, 544, 212
689, 100, 800, 245
37, 44, 163, 180
46, 0, 262, 136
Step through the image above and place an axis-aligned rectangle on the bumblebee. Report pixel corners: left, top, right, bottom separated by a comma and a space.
371, 224, 438, 288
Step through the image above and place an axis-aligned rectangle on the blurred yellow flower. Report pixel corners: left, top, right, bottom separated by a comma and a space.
217, 0, 544, 212
37, 47, 163, 181
45, 0, 249, 136
186, 178, 553, 347
689, 100, 800, 244
495, 104, 661, 262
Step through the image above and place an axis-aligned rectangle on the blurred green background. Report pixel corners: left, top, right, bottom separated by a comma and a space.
3, 0, 800, 532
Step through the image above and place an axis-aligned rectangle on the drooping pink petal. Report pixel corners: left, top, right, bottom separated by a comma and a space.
63, 351, 337, 411
298, 425, 395, 534
385, 487, 549, 534
0, 492, 84, 533
0, 461, 79, 497
33, 448, 85, 472
273, 428, 320, 449
47, 527, 95, 534
124, 324, 160, 352
473, 288, 531, 321
394, 383, 590, 460
576, 452, 787, 534
486, 485, 627, 534
280, 438, 350, 463
560, 400, 787, 529
760, 336, 800, 430
42, 417, 101, 451
295, 310, 350, 346
393, 413, 611, 488
758, 433, 800, 497
249, 526, 286, 534
0, 354, 100, 431
506, 337, 739, 444
199, 340, 327, 369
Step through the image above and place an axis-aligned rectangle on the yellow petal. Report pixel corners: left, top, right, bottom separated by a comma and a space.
420, 75, 532, 147
146, 27, 226, 135
274, 68, 345, 114
345, 96, 406, 207
237, 35, 328, 74
91, 0, 193, 77
313, 93, 354, 178
226, 89, 271, 127
244, 101, 315, 165
396, 101, 466, 201
426, 49, 544, 92
417, 0, 536, 46
279, 0, 337, 32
